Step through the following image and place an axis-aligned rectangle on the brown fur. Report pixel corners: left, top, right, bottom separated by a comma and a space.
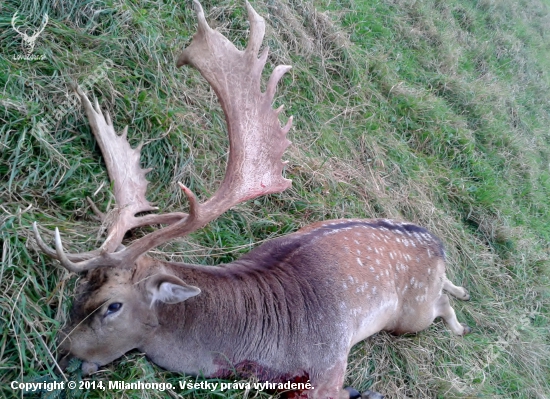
58, 219, 470, 399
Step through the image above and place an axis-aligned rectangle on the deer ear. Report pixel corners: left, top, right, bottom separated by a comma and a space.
147, 274, 201, 305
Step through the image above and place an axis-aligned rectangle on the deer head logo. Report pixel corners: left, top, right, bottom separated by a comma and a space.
11, 12, 49, 57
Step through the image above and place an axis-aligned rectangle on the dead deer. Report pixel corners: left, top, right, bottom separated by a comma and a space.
33, 2, 471, 398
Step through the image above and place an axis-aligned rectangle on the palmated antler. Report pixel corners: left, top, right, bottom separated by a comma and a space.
33, 87, 188, 270
34, 0, 292, 272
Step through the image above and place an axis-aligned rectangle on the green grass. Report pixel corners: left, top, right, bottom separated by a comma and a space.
1, 0, 550, 397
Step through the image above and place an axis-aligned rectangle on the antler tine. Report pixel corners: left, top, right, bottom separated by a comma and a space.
266, 65, 292, 106
33, 221, 65, 260
244, 0, 265, 57
53, 228, 95, 273
33, 222, 104, 262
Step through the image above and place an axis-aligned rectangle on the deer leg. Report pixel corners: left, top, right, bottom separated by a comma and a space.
443, 277, 470, 301
435, 293, 471, 335
310, 359, 354, 399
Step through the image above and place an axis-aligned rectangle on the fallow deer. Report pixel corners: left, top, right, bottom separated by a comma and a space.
33, 2, 471, 398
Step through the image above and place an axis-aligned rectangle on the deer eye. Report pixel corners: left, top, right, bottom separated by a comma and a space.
105, 302, 122, 316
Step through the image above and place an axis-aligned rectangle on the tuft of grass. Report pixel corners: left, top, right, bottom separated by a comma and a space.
2, 0, 550, 398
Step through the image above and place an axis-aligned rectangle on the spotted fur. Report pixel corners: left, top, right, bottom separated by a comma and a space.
58, 219, 471, 399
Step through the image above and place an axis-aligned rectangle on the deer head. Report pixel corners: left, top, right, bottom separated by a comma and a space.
11, 12, 49, 56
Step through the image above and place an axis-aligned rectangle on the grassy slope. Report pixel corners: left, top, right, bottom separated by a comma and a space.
1, 0, 549, 398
